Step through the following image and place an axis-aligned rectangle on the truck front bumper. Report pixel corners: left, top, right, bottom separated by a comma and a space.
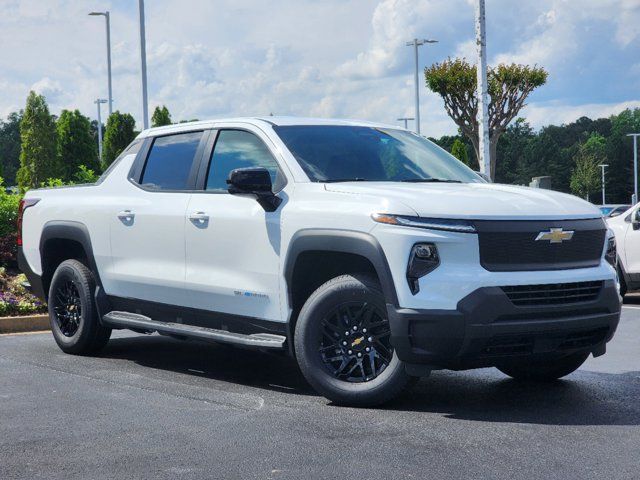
388, 279, 621, 371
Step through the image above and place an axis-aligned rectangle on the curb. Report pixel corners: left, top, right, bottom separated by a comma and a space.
0, 314, 50, 334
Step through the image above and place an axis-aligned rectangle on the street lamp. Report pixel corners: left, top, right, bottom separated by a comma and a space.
406, 38, 438, 135
88, 11, 113, 116
628, 133, 640, 204
397, 117, 415, 129
94, 99, 108, 163
475, 0, 491, 178
599, 164, 608, 206
138, 0, 149, 129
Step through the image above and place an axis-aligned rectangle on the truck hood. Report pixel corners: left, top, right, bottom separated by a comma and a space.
324, 182, 602, 220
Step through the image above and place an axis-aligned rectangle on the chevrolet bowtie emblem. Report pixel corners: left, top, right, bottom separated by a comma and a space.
535, 228, 574, 243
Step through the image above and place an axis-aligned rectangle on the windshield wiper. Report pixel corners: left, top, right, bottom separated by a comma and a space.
321, 178, 368, 183
401, 178, 462, 183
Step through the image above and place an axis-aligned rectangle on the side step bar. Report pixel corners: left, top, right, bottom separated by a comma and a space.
102, 311, 286, 350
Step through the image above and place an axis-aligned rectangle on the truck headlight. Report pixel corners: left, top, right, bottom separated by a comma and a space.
407, 242, 440, 294
372, 214, 476, 233
605, 236, 617, 267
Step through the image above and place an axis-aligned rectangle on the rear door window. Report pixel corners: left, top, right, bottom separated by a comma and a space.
140, 131, 204, 190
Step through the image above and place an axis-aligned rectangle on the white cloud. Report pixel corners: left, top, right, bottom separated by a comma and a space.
30, 77, 63, 102
336, 0, 465, 79
0, 0, 637, 141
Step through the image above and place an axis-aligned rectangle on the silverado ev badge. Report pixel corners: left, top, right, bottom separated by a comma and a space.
535, 228, 575, 244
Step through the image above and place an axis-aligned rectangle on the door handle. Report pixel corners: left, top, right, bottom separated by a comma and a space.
117, 210, 135, 224
188, 211, 210, 226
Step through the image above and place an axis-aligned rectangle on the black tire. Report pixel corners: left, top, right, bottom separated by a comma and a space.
497, 352, 589, 382
617, 264, 627, 298
48, 259, 111, 355
294, 274, 412, 407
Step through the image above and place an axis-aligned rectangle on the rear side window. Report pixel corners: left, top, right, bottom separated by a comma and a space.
205, 130, 284, 192
140, 131, 204, 190
97, 139, 143, 184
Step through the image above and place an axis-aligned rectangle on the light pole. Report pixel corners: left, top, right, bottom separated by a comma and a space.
599, 164, 608, 206
138, 0, 149, 129
397, 117, 415, 129
475, 0, 491, 179
95, 99, 108, 163
628, 133, 640, 204
89, 11, 113, 115
406, 38, 437, 135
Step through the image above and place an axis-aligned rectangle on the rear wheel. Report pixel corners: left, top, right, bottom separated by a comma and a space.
294, 274, 413, 407
497, 352, 589, 381
48, 259, 111, 355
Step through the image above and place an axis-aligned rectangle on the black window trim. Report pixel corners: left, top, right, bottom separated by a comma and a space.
128, 129, 211, 193
194, 127, 288, 195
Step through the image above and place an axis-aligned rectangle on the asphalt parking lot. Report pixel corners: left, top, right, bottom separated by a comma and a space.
1, 302, 639, 480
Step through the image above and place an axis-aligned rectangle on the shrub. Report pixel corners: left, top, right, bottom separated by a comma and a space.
0, 178, 21, 238
74, 165, 99, 184
0, 267, 46, 317
40, 178, 65, 188
0, 232, 17, 267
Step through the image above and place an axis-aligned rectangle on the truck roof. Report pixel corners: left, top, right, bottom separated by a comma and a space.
136, 116, 403, 138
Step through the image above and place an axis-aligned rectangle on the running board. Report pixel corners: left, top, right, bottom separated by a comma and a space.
102, 311, 286, 350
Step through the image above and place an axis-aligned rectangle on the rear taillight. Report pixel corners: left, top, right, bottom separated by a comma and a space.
17, 198, 40, 247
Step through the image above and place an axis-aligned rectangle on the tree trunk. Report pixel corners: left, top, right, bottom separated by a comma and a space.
464, 132, 480, 172
489, 134, 500, 181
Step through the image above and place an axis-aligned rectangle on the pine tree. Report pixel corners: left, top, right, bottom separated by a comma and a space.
103, 111, 136, 167
151, 105, 172, 127
56, 109, 99, 182
17, 92, 58, 191
450, 138, 470, 166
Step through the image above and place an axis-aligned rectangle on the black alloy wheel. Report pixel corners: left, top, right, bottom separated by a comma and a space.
318, 302, 393, 383
52, 280, 82, 337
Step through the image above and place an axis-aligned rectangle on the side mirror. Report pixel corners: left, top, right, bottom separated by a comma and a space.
227, 167, 281, 212
632, 209, 640, 230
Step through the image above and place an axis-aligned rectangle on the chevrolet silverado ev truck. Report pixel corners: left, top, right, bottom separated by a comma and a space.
606, 203, 639, 297
18, 117, 621, 406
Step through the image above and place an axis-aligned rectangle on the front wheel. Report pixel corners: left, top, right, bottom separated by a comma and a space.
294, 274, 413, 407
48, 259, 111, 355
497, 352, 589, 381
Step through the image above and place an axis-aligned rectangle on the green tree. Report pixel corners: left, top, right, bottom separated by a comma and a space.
103, 111, 136, 167
56, 109, 99, 182
425, 58, 547, 179
450, 138, 469, 166
570, 133, 607, 201
606, 109, 640, 203
151, 105, 172, 127
16, 91, 58, 191
495, 118, 534, 185
0, 111, 23, 185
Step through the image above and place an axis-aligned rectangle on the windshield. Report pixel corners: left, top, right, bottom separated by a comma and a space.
600, 207, 614, 215
273, 125, 484, 183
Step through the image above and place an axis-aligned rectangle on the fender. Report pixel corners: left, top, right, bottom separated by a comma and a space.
283, 229, 399, 308
39, 221, 104, 295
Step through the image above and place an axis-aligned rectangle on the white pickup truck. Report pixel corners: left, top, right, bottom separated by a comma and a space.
18, 117, 621, 406
606, 204, 640, 297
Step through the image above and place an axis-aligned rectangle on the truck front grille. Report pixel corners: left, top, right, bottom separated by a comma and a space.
474, 218, 606, 272
502, 281, 603, 307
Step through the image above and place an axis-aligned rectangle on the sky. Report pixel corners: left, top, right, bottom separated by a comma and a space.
1, 0, 639, 137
